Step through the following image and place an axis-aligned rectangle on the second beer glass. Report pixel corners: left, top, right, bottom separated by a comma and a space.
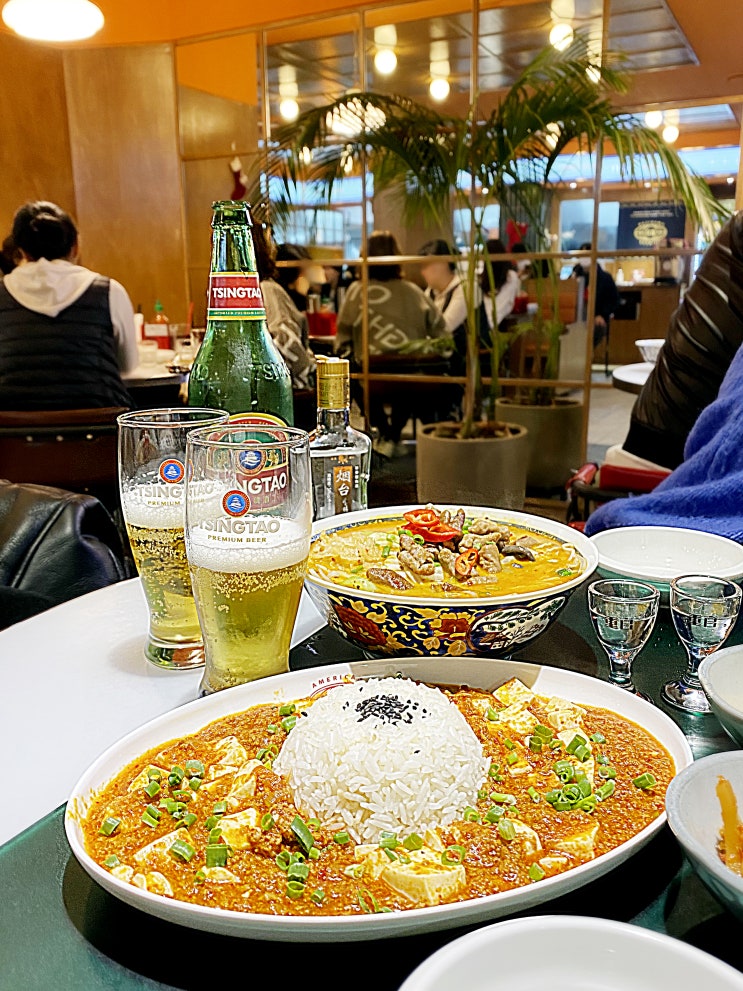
185, 424, 312, 694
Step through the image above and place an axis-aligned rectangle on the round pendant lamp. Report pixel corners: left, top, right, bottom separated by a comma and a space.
2, 0, 104, 42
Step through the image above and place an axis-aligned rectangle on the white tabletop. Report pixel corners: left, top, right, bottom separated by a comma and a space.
0, 578, 325, 846
611, 361, 654, 395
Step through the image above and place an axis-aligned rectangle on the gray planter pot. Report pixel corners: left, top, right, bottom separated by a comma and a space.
416, 421, 529, 510
495, 397, 584, 490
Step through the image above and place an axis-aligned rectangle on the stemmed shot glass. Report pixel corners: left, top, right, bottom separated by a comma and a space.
588, 579, 660, 698
118, 407, 230, 669
662, 575, 742, 713
185, 424, 312, 696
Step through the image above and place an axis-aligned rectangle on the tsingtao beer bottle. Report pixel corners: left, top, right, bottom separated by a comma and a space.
188, 200, 294, 424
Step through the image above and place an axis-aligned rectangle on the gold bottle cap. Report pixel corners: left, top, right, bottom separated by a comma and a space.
317, 356, 350, 409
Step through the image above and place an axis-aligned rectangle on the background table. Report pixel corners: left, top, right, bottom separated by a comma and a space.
1, 580, 742, 989
612, 361, 654, 394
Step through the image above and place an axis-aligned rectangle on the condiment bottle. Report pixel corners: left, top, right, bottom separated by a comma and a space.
188, 200, 294, 425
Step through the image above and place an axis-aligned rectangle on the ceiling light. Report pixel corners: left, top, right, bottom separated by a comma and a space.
727, 176, 736, 184
544, 122, 561, 150
280, 98, 299, 121
644, 181, 652, 188
429, 77, 450, 102
549, 22, 574, 51
569, 181, 577, 189
2, 0, 103, 41
644, 110, 663, 129
662, 123, 679, 144
374, 48, 397, 75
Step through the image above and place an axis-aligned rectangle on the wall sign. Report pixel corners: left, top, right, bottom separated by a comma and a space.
617, 202, 686, 249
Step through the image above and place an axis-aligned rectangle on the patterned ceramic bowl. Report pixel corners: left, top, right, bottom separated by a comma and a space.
304, 505, 598, 658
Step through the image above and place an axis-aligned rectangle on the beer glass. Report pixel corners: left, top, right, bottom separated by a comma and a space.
185, 424, 312, 695
118, 408, 229, 669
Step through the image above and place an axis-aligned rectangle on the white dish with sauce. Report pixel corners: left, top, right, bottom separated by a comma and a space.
66, 656, 692, 942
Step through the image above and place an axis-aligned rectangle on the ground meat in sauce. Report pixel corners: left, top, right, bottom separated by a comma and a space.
80, 687, 675, 917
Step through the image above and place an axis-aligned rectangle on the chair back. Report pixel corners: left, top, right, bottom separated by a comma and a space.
0, 407, 127, 508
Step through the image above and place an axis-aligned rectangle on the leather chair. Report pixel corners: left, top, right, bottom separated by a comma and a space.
0, 406, 127, 515
565, 461, 670, 530
0, 479, 130, 629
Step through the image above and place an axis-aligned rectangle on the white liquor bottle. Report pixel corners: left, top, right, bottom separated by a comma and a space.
310, 357, 372, 519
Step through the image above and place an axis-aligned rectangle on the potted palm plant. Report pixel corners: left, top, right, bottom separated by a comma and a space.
259, 35, 723, 506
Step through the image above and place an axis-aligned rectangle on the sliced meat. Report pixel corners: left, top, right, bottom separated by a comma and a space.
515, 534, 539, 547
479, 542, 503, 573
500, 543, 537, 562
452, 509, 465, 530
438, 547, 458, 576
469, 519, 511, 538
366, 568, 414, 590
398, 534, 436, 577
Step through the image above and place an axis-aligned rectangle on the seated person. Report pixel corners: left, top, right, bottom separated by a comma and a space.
572, 243, 620, 351
335, 230, 449, 455
584, 339, 743, 543
0, 200, 137, 410
621, 211, 743, 471
419, 238, 470, 335
481, 237, 520, 333
275, 242, 312, 312
253, 225, 316, 392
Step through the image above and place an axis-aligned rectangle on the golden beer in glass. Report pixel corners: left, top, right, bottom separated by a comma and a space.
118, 407, 229, 669
185, 425, 312, 694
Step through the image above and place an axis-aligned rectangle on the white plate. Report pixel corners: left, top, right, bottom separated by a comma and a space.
65, 657, 692, 942
399, 915, 743, 991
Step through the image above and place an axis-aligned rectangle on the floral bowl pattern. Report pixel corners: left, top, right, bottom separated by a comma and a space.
303, 506, 598, 658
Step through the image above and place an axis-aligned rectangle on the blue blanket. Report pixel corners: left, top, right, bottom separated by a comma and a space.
585, 343, 743, 543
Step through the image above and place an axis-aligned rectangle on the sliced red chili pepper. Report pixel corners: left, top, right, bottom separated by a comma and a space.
454, 547, 479, 578
403, 510, 463, 543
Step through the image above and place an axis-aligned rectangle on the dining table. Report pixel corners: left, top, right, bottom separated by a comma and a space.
612, 360, 654, 395
2, 573, 743, 989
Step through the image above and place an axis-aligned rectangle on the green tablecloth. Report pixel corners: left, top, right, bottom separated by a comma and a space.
3, 583, 741, 989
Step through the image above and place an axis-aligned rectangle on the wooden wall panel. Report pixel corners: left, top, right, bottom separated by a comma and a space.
63, 45, 189, 322
0, 35, 75, 238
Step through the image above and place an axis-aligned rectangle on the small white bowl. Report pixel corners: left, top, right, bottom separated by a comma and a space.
590, 526, 743, 606
666, 752, 743, 925
700, 647, 743, 748
635, 338, 664, 363
399, 914, 743, 990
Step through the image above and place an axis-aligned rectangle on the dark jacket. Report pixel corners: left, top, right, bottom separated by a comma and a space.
0, 277, 131, 410
623, 212, 743, 470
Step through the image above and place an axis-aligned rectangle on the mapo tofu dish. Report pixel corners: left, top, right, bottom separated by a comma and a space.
80, 676, 674, 918
308, 506, 586, 598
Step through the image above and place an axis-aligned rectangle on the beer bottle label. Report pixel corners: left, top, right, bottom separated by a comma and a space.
207, 272, 266, 320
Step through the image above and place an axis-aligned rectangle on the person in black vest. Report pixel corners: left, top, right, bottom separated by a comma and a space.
0, 201, 137, 410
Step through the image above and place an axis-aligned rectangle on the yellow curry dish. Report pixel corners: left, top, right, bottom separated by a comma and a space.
80, 676, 674, 919
307, 506, 587, 600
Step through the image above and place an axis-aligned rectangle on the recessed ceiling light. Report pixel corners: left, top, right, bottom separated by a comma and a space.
727, 176, 735, 184
569, 181, 577, 189
374, 48, 397, 75
2, 0, 103, 41
280, 98, 299, 121
662, 123, 679, 144
644, 110, 663, 129
549, 22, 573, 51
429, 77, 450, 102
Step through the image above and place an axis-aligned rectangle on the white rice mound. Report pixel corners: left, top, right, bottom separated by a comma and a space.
272, 677, 490, 844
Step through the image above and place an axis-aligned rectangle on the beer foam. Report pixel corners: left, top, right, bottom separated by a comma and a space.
187, 517, 309, 574
121, 497, 185, 530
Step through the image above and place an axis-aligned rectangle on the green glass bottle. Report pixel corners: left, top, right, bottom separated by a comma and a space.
187, 200, 294, 425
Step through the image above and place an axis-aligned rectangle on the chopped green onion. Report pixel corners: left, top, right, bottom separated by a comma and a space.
178, 812, 197, 830
333, 831, 351, 845
506, 752, 519, 766
267, 723, 278, 734
498, 819, 516, 842
403, 833, 424, 851
633, 772, 657, 790
185, 759, 204, 779
554, 760, 575, 783
477, 788, 489, 801
208, 826, 222, 843
276, 851, 291, 871
489, 792, 517, 805
590, 732, 606, 744
528, 737, 542, 753
278, 703, 296, 717
486, 707, 500, 722
381, 545, 391, 558
598, 765, 617, 780
309, 847, 321, 861
441, 845, 466, 865
205, 844, 228, 868
379, 831, 398, 849
147, 768, 162, 782
358, 888, 390, 913
144, 780, 161, 799
557, 568, 573, 577
172, 790, 192, 803
596, 780, 616, 801
213, 801, 227, 815
168, 766, 185, 788
204, 815, 218, 831
281, 715, 298, 733
188, 777, 201, 792
578, 796, 598, 813
574, 744, 591, 762
141, 810, 160, 829
597, 754, 610, 766
504, 739, 515, 751
261, 813, 275, 831
103, 855, 120, 868
485, 805, 505, 823
99, 816, 121, 837
194, 869, 206, 884
488, 763, 501, 778
307, 818, 321, 830
286, 880, 305, 899
528, 863, 546, 881
527, 787, 540, 803
291, 815, 315, 855
533, 724, 553, 740
310, 888, 325, 905
566, 734, 588, 755
169, 839, 196, 863
287, 861, 310, 882
463, 806, 481, 822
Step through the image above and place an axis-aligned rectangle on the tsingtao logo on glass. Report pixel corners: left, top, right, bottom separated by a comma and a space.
159, 459, 185, 484
222, 489, 251, 517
